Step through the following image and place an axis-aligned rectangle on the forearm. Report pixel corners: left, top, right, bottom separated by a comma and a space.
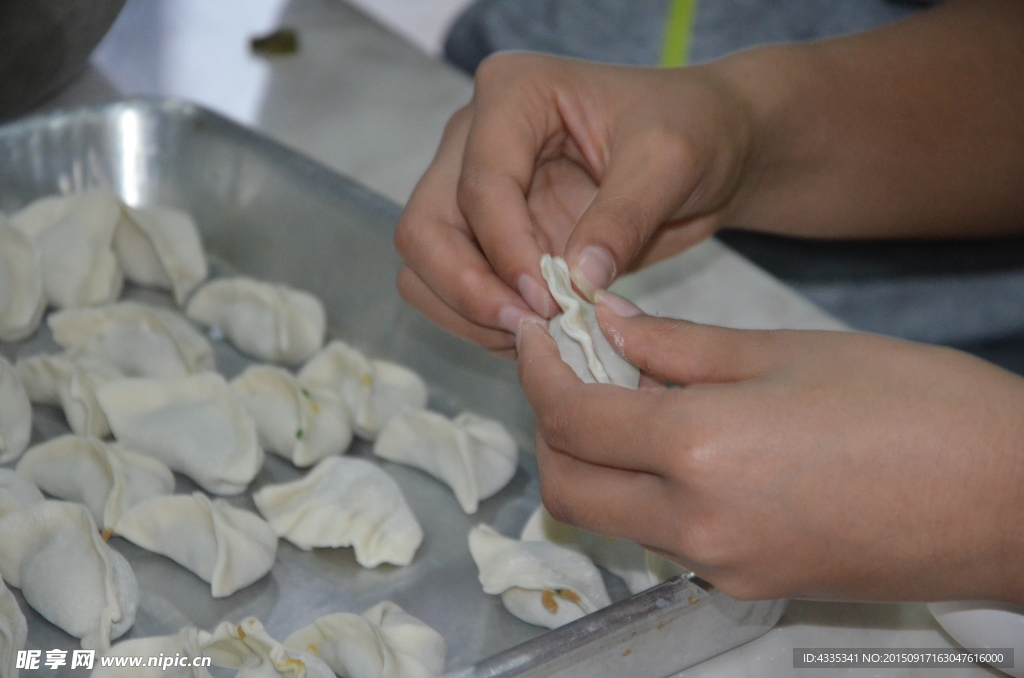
717, 0, 1024, 239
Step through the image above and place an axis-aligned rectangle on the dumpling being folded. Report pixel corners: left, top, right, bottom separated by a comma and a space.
0, 216, 45, 342
48, 301, 216, 377
0, 469, 43, 520
298, 341, 428, 440
96, 373, 263, 495
204, 616, 334, 678
0, 500, 138, 649
114, 492, 277, 598
468, 524, 610, 630
253, 456, 422, 568
0, 578, 27, 678
92, 626, 213, 678
520, 505, 688, 595
540, 255, 639, 388
15, 352, 122, 438
16, 435, 175, 532
373, 410, 517, 514
231, 365, 351, 467
9, 189, 124, 309
0, 356, 32, 465
185, 277, 326, 365
114, 204, 208, 306
283, 601, 446, 678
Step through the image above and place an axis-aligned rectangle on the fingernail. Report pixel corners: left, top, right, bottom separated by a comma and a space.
517, 274, 552, 317
595, 290, 643, 317
570, 246, 615, 301
499, 305, 540, 334
515, 317, 546, 353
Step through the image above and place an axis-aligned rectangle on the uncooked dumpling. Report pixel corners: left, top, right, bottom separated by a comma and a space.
0, 578, 27, 678
0, 216, 45, 342
253, 456, 422, 568
298, 341, 428, 440
468, 524, 610, 629
185, 277, 326, 365
0, 500, 138, 649
96, 373, 264, 495
283, 601, 446, 678
520, 505, 687, 595
204, 616, 334, 678
9, 189, 124, 309
15, 352, 122, 438
49, 301, 216, 377
0, 469, 43, 520
114, 204, 208, 305
92, 626, 213, 678
114, 492, 276, 598
16, 435, 175, 532
231, 364, 351, 467
373, 410, 517, 514
0, 357, 32, 464
540, 255, 639, 388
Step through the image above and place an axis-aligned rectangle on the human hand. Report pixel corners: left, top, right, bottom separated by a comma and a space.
394, 53, 754, 357
516, 293, 1024, 604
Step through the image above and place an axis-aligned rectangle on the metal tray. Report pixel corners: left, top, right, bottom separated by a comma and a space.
0, 99, 785, 677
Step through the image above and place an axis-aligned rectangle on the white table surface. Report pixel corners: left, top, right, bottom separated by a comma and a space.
37, 1, 1008, 675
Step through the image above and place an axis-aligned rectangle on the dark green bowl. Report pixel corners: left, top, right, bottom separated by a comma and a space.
0, 0, 126, 121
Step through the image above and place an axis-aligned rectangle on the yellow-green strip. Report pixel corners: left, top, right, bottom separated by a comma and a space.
660, 0, 697, 67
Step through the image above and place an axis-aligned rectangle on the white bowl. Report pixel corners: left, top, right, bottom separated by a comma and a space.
927, 601, 1024, 677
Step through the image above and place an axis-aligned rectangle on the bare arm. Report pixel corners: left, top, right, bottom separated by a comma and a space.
724, 0, 1024, 239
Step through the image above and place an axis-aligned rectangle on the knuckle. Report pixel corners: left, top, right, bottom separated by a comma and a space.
677, 520, 730, 570
442, 105, 471, 139
450, 266, 493, 317
475, 52, 525, 85
631, 318, 679, 373
395, 267, 416, 302
537, 406, 572, 448
455, 165, 488, 214
539, 476, 579, 527
671, 438, 717, 486
599, 196, 652, 260
393, 215, 418, 257
641, 126, 696, 173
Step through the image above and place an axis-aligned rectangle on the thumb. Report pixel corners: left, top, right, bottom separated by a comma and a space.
562, 138, 710, 300
594, 291, 778, 385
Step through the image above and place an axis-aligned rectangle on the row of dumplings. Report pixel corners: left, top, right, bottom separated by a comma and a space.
0, 187, 329, 365
0, 188, 206, 341
0, 192, 529, 674
0, 546, 445, 678
5, 311, 518, 513
85, 607, 447, 678
0, 467, 677, 678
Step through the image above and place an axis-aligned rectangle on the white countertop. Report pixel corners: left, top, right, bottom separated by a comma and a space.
41, 1, 1004, 675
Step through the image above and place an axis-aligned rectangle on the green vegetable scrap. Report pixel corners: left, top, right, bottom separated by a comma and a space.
250, 28, 299, 56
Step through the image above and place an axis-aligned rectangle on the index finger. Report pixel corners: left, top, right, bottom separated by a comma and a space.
396, 107, 540, 336
457, 54, 562, 317
516, 321, 676, 475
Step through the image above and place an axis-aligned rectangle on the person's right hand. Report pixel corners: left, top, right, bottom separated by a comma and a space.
394, 53, 756, 357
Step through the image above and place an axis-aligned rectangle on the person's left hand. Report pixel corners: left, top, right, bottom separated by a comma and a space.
516, 293, 1024, 605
